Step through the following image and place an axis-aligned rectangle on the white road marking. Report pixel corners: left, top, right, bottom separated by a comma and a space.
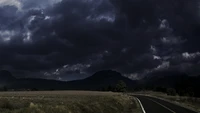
147, 98, 176, 113
136, 97, 146, 113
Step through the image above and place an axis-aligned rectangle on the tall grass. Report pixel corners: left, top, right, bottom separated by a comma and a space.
0, 91, 141, 113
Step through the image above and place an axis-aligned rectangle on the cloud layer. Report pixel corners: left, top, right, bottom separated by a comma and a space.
0, 0, 200, 80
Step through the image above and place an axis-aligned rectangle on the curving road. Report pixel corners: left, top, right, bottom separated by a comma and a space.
134, 95, 198, 113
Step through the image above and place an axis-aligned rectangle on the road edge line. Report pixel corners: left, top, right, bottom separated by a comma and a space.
146, 95, 199, 113
136, 97, 146, 113
132, 94, 199, 113
147, 98, 176, 113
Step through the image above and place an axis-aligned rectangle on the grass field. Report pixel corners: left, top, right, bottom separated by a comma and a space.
132, 91, 200, 112
0, 91, 142, 113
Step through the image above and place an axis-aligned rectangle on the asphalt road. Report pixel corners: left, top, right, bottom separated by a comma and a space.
134, 95, 198, 113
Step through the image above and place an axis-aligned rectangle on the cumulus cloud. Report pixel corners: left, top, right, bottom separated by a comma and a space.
86, 13, 115, 22
159, 19, 170, 30
150, 45, 157, 54
44, 64, 91, 81
0, 0, 22, 10
123, 73, 139, 80
153, 55, 161, 60
0, 30, 17, 42
182, 52, 200, 59
0, 0, 200, 80
0, 0, 63, 12
155, 61, 170, 71
161, 37, 186, 45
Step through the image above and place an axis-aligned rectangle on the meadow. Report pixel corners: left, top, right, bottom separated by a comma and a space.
0, 91, 141, 113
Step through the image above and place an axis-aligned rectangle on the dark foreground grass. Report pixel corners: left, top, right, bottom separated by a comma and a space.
0, 91, 141, 113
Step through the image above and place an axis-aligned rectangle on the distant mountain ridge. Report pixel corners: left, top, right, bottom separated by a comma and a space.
1, 70, 200, 97
0, 70, 136, 90
0, 70, 16, 86
0, 70, 16, 81
73, 70, 136, 90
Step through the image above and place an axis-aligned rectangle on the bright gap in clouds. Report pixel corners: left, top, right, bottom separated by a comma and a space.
0, 0, 22, 10
86, 14, 115, 23
0, 30, 17, 42
0, 0, 63, 11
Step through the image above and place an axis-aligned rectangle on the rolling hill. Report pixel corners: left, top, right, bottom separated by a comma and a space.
1, 69, 200, 97
0, 70, 136, 90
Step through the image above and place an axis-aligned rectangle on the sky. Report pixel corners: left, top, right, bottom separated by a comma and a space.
0, 0, 200, 81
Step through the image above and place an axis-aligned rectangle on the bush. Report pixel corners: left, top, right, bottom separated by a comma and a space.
167, 88, 177, 96
115, 80, 127, 92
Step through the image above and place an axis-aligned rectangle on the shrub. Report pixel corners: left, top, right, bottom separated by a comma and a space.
115, 80, 127, 92
167, 88, 177, 96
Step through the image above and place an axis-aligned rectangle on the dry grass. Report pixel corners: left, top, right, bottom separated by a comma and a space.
0, 91, 141, 113
131, 91, 200, 112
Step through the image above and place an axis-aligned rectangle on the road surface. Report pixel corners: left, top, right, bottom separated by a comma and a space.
134, 95, 198, 113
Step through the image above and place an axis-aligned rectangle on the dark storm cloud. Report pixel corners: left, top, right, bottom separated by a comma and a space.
0, 0, 200, 80
0, 6, 18, 26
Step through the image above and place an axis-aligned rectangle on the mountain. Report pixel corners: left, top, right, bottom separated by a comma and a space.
0, 70, 16, 81
11, 78, 68, 90
0, 70, 200, 97
66, 70, 137, 90
1, 69, 200, 97
0, 70, 16, 86
1, 70, 136, 91
140, 71, 187, 88
139, 72, 200, 97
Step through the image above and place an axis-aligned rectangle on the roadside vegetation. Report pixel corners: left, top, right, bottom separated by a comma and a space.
0, 91, 142, 113
133, 91, 200, 112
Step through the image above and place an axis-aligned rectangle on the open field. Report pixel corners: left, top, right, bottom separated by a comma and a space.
131, 91, 200, 112
0, 91, 141, 113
